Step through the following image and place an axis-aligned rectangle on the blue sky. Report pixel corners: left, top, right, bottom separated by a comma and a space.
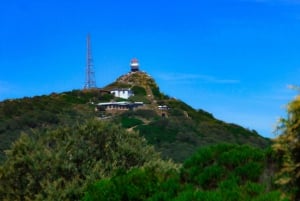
1, 0, 300, 138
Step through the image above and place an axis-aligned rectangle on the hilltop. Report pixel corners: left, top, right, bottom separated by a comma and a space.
102, 71, 270, 161
0, 71, 270, 163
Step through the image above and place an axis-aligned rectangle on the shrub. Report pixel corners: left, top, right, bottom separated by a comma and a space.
121, 117, 143, 128
131, 86, 147, 96
0, 120, 162, 201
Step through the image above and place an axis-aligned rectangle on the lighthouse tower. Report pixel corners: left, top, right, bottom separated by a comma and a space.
130, 58, 139, 72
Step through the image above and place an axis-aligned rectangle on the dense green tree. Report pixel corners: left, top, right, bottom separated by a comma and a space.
83, 164, 179, 201
83, 144, 284, 201
181, 144, 266, 187
273, 95, 300, 200
0, 120, 166, 201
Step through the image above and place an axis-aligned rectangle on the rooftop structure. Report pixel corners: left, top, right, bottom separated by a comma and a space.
130, 58, 139, 72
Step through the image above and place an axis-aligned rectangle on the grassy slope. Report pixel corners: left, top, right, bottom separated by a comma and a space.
0, 90, 106, 162
115, 104, 270, 162
0, 72, 270, 163
107, 72, 270, 162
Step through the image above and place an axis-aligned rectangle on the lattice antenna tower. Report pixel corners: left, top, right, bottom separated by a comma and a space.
84, 34, 97, 89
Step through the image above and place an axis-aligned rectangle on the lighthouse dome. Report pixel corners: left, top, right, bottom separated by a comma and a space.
130, 58, 139, 72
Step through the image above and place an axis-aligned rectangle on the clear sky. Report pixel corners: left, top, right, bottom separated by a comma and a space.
1, 0, 300, 138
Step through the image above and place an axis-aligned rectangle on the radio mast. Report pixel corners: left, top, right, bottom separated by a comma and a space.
84, 34, 97, 89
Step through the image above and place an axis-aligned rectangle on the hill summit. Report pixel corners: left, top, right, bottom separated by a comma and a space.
0, 70, 270, 163
100, 71, 270, 161
105, 71, 159, 99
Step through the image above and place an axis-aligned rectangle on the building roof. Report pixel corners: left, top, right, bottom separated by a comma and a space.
97, 101, 143, 106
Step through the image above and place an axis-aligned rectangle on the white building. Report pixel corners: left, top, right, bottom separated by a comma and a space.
96, 101, 143, 111
110, 89, 133, 99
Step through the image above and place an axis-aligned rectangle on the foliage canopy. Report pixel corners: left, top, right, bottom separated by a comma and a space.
83, 144, 284, 201
273, 95, 300, 200
0, 120, 170, 201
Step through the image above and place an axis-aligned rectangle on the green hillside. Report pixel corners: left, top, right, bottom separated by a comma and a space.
1, 70, 299, 200
0, 71, 269, 163
106, 71, 270, 162
0, 90, 108, 162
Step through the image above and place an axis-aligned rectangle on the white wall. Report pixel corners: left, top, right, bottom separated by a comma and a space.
111, 89, 133, 99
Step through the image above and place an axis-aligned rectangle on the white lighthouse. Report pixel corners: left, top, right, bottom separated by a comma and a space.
130, 58, 139, 72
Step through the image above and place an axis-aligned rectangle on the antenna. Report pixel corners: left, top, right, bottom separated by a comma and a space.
84, 34, 97, 89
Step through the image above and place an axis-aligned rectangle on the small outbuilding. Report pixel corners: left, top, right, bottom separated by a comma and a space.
96, 101, 143, 111
110, 89, 133, 99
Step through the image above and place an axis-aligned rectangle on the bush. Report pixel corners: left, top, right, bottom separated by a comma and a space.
0, 120, 162, 201
98, 93, 114, 102
82, 144, 284, 201
121, 117, 143, 128
131, 86, 147, 96
83, 166, 180, 201
135, 120, 178, 144
151, 86, 162, 99
182, 144, 267, 187
273, 94, 300, 200
134, 110, 158, 119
